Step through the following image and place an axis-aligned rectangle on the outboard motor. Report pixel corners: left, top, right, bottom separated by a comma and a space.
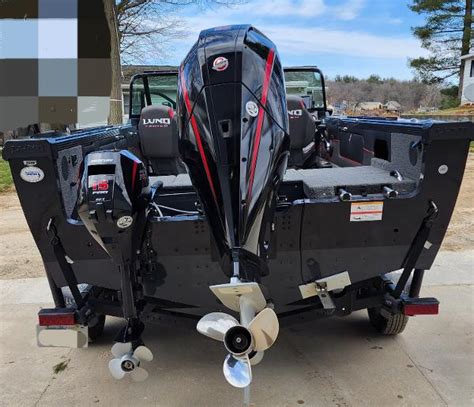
178, 24, 290, 281
77, 150, 154, 382
180, 25, 289, 391
78, 150, 149, 276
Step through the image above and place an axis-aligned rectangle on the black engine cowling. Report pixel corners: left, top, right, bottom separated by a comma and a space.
77, 150, 149, 263
178, 25, 290, 280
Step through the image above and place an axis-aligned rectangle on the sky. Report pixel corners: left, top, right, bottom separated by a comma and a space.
160, 0, 428, 80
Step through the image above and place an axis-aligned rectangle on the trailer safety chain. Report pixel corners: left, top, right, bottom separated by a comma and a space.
392, 201, 439, 299
46, 218, 88, 315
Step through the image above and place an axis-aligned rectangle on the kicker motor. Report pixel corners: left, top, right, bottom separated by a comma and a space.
78, 150, 154, 380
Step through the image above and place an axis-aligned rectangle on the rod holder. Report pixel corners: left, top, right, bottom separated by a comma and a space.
338, 188, 352, 202
383, 186, 398, 199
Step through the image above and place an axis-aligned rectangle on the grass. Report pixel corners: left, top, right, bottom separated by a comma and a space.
0, 155, 13, 192
53, 359, 70, 374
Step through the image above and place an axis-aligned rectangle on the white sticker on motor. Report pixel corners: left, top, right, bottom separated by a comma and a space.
350, 201, 383, 222
245, 101, 259, 117
20, 166, 45, 183
117, 216, 133, 229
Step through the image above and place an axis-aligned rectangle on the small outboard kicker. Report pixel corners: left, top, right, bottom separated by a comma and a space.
77, 150, 153, 382
178, 25, 289, 393
77, 150, 149, 266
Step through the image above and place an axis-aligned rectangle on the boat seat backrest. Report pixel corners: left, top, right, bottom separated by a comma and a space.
287, 95, 315, 149
287, 95, 316, 167
138, 105, 185, 175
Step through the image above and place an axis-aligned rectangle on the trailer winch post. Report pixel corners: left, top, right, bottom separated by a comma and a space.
393, 201, 438, 299
46, 218, 86, 310
409, 269, 425, 298
45, 271, 66, 308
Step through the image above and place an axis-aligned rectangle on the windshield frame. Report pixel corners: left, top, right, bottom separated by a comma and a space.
283, 66, 327, 113
129, 70, 179, 124
128, 67, 328, 123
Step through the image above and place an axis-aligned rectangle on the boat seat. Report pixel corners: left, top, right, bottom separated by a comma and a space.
287, 95, 317, 168
138, 105, 186, 175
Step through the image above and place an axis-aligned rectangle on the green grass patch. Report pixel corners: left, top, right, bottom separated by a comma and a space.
53, 359, 70, 374
0, 155, 13, 192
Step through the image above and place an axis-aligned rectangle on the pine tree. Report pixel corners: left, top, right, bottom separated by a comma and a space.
409, 0, 472, 98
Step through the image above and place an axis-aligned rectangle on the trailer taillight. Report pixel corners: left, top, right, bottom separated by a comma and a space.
38, 308, 76, 326
403, 298, 439, 316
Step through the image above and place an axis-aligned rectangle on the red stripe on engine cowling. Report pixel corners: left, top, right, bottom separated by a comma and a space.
131, 161, 138, 191
247, 48, 275, 201
179, 69, 218, 204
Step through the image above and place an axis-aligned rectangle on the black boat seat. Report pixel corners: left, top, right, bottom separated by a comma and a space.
287, 95, 317, 168
138, 105, 186, 175
150, 166, 417, 199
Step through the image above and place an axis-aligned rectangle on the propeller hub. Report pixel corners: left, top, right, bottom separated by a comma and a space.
121, 359, 136, 372
224, 326, 252, 355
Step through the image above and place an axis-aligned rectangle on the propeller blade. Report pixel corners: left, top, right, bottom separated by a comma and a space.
249, 351, 264, 366
111, 342, 132, 358
197, 312, 239, 341
223, 354, 252, 388
133, 346, 153, 362
130, 366, 149, 382
247, 308, 279, 351
108, 358, 126, 380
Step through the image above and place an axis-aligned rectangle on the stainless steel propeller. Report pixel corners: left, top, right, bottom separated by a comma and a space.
197, 308, 279, 388
108, 342, 153, 382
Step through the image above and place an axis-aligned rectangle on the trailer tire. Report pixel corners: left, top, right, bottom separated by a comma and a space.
367, 307, 409, 335
87, 314, 106, 341
61, 286, 106, 341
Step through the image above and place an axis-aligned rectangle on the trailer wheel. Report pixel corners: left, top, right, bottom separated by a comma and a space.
367, 307, 409, 335
61, 286, 106, 341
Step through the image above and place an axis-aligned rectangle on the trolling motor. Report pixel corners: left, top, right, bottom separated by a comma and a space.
77, 150, 153, 381
178, 25, 290, 393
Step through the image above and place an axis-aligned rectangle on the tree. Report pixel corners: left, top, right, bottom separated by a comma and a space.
104, 0, 123, 125
409, 0, 472, 99
103, 0, 241, 124
326, 76, 442, 112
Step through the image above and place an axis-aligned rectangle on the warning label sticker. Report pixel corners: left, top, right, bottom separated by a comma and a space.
350, 201, 383, 222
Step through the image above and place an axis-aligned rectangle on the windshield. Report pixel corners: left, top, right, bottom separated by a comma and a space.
130, 74, 178, 116
284, 70, 325, 110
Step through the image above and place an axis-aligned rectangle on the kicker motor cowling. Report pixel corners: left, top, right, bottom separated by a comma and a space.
77, 150, 149, 262
178, 25, 290, 282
